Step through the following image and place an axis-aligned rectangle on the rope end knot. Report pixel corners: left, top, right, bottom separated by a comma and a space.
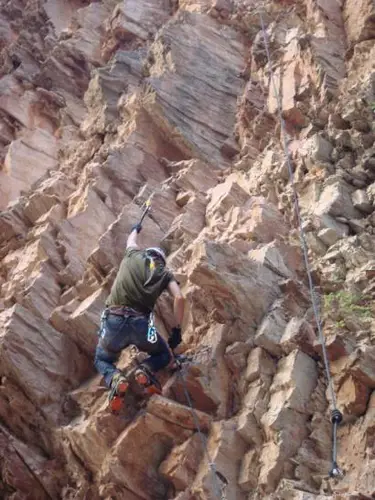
331, 409, 343, 425
329, 462, 344, 478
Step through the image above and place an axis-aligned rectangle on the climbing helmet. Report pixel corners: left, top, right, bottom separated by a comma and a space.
145, 247, 166, 265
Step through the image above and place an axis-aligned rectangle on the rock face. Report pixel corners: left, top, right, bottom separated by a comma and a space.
0, 0, 374, 499
144, 11, 245, 168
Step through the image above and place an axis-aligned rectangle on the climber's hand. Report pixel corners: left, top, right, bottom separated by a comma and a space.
168, 326, 182, 349
131, 222, 142, 234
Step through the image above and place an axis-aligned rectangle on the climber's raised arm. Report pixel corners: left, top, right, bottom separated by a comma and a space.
126, 223, 142, 249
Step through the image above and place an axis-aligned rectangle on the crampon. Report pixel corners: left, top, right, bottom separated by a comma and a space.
108, 365, 162, 415
108, 372, 130, 413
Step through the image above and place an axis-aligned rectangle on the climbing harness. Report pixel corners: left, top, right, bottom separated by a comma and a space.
258, 7, 343, 478
174, 356, 228, 499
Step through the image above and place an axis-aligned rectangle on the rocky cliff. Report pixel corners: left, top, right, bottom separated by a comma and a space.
0, 0, 374, 499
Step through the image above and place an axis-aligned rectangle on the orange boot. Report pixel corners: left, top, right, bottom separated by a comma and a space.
108, 373, 129, 412
134, 366, 161, 395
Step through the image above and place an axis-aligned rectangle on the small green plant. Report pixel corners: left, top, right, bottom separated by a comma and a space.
324, 290, 372, 321
335, 319, 346, 329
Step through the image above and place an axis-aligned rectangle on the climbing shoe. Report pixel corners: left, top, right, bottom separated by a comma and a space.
109, 395, 124, 413
134, 366, 161, 395
108, 373, 129, 413
111, 372, 129, 395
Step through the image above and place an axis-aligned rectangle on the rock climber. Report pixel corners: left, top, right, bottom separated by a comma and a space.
94, 221, 185, 411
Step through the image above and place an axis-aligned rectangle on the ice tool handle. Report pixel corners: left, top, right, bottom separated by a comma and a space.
139, 198, 152, 225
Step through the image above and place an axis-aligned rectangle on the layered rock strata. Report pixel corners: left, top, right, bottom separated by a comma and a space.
0, 0, 374, 499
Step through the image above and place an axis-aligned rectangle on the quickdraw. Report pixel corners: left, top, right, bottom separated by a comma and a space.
147, 313, 158, 344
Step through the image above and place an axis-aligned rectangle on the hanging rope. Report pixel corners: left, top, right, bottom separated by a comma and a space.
258, 7, 343, 478
174, 356, 228, 499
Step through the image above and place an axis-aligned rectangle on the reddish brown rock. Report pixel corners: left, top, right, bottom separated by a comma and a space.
238, 448, 259, 492
0, 428, 59, 500
350, 346, 375, 389
0, 305, 92, 427
147, 394, 212, 431
306, 0, 347, 98
254, 299, 288, 356
281, 317, 317, 357
344, 0, 375, 44
0, 0, 374, 498
258, 441, 284, 493
243, 377, 271, 424
245, 347, 276, 383
337, 375, 370, 416
0, 129, 58, 210
159, 433, 204, 492
268, 350, 318, 415
81, 50, 145, 137
224, 341, 251, 378
57, 186, 116, 284
162, 362, 219, 416
110, 0, 171, 41
187, 240, 281, 335
206, 176, 250, 220
144, 11, 245, 168
192, 420, 247, 499
50, 288, 107, 355
100, 412, 192, 499
313, 331, 355, 361
237, 408, 263, 447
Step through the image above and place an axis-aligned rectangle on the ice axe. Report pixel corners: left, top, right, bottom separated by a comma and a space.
130, 196, 152, 235
139, 196, 152, 225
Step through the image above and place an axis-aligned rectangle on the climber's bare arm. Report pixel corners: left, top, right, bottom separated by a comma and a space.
126, 228, 139, 249
167, 280, 185, 327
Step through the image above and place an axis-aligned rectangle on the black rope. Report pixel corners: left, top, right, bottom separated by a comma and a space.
258, 6, 343, 478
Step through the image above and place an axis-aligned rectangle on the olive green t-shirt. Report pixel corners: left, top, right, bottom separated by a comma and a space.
106, 248, 175, 313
